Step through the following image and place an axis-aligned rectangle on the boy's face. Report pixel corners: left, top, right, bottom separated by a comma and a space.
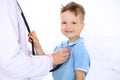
61, 10, 84, 42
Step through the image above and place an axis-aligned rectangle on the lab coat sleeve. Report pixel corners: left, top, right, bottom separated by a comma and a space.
0, 0, 51, 78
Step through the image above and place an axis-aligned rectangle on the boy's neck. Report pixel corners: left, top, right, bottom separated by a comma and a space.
68, 36, 80, 43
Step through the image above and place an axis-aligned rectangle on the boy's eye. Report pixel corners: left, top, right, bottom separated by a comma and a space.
72, 22, 76, 24
61, 22, 66, 24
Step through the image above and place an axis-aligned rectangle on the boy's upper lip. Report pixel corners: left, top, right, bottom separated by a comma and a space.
65, 30, 73, 33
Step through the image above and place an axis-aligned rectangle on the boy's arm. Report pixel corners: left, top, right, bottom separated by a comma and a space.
76, 70, 85, 80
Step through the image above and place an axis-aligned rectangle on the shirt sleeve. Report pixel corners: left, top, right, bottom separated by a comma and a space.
0, 0, 51, 78
73, 44, 91, 75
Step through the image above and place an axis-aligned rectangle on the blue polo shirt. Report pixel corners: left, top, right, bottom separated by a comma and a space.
52, 37, 90, 80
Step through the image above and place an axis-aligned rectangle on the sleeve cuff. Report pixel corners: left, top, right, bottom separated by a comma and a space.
46, 54, 53, 68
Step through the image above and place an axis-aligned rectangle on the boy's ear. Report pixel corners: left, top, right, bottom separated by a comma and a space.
81, 22, 85, 30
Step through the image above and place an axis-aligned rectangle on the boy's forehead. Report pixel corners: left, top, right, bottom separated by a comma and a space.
61, 10, 74, 16
61, 10, 81, 16
61, 11, 81, 19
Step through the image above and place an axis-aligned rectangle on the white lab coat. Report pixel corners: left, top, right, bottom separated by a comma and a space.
0, 0, 51, 80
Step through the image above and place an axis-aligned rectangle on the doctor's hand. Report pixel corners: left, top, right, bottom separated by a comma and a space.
28, 31, 45, 55
52, 48, 70, 65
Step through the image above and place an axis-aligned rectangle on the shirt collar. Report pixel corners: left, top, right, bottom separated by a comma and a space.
63, 37, 84, 47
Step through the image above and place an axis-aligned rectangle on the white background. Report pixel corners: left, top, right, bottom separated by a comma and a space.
18, 0, 120, 80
